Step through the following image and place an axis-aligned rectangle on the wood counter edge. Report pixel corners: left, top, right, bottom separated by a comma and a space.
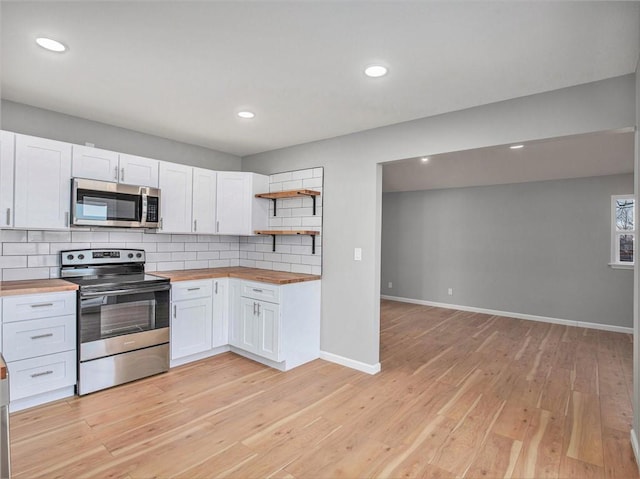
152, 269, 321, 285
0, 356, 6, 380
0, 279, 79, 297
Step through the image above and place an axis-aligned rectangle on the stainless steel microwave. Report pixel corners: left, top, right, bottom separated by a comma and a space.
71, 178, 160, 228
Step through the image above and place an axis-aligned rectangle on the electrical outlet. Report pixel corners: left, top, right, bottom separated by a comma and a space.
448, 288, 453, 296
388, 282, 393, 288
354, 248, 362, 261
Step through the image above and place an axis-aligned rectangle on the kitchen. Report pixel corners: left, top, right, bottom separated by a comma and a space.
1, 1, 640, 478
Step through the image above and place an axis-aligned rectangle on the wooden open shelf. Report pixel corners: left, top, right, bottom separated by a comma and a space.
255, 189, 321, 216
255, 230, 319, 254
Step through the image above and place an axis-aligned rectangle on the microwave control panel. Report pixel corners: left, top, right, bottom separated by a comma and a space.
146, 197, 159, 222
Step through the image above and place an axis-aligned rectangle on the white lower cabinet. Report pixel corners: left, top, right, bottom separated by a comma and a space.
1, 291, 77, 411
170, 280, 213, 361
230, 279, 320, 371
170, 279, 230, 366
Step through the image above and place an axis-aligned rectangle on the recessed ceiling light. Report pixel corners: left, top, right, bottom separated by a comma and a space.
421, 157, 429, 163
509, 144, 524, 149
364, 65, 388, 78
237, 111, 255, 119
36, 37, 67, 53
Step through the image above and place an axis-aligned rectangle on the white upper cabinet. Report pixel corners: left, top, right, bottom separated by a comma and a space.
158, 161, 193, 234
118, 153, 159, 187
72, 146, 159, 188
71, 145, 120, 182
216, 172, 268, 235
14, 134, 72, 230
0, 131, 15, 228
192, 168, 217, 234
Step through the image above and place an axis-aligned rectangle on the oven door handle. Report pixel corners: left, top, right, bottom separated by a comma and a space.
80, 284, 170, 298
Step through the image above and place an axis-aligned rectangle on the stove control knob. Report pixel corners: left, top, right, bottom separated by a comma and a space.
128, 253, 134, 259
136, 253, 142, 258
66, 254, 74, 260
78, 254, 85, 260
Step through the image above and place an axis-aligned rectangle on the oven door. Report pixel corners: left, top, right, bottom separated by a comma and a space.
78, 284, 170, 361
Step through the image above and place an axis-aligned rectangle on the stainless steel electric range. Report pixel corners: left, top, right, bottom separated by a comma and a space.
60, 249, 170, 395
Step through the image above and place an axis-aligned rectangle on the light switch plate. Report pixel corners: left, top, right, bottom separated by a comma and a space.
354, 247, 362, 261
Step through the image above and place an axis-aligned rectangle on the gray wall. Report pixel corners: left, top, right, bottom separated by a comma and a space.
1, 100, 241, 171
381, 174, 634, 328
633, 33, 640, 456
243, 74, 635, 369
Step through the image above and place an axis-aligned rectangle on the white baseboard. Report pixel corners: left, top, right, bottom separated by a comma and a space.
380, 295, 633, 334
170, 345, 230, 368
320, 350, 381, 375
631, 429, 640, 470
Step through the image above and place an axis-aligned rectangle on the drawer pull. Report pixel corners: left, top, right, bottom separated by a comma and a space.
123, 340, 136, 346
31, 370, 54, 378
187, 287, 201, 291
30, 303, 54, 308
30, 333, 54, 340
252, 289, 263, 293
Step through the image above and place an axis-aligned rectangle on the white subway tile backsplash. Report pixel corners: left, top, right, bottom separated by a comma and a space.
197, 251, 220, 260
282, 180, 303, 190
71, 231, 109, 243
247, 251, 264, 261
27, 255, 59, 267
49, 242, 91, 254
303, 177, 323, 188
313, 168, 323, 178
185, 243, 210, 252
157, 242, 185, 252
91, 242, 126, 249
271, 172, 292, 183
3, 243, 50, 255
157, 261, 185, 271
171, 252, 197, 261
3, 267, 50, 281
173, 234, 197, 243
255, 261, 273, 269
143, 233, 173, 242
109, 231, 143, 243
272, 262, 292, 272
209, 259, 232, 268
290, 264, 312, 274
184, 260, 209, 269
0, 256, 27, 268
146, 252, 173, 262
1, 230, 28, 242
239, 259, 256, 268
220, 251, 239, 260
291, 169, 314, 180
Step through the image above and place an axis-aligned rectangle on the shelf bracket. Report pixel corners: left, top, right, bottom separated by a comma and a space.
271, 234, 276, 252
272, 198, 277, 217
311, 234, 316, 254
312, 195, 316, 216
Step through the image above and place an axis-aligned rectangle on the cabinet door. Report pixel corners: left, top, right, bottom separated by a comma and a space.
71, 145, 119, 182
216, 172, 250, 235
212, 278, 229, 348
14, 134, 72, 229
158, 161, 193, 233
170, 297, 213, 360
192, 168, 217, 234
119, 153, 159, 187
238, 298, 258, 353
256, 301, 280, 361
0, 131, 15, 228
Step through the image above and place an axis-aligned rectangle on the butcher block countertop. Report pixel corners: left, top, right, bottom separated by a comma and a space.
0, 354, 6, 380
0, 279, 79, 297
152, 267, 321, 285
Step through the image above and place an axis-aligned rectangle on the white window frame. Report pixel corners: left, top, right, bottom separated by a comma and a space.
610, 194, 635, 269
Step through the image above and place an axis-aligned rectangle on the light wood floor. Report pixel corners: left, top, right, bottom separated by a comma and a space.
9, 300, 639, 478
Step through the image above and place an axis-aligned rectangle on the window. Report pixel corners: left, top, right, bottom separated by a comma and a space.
611, 194, 635, 268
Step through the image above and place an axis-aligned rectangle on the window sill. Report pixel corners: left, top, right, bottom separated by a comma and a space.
609, 263, 634, 270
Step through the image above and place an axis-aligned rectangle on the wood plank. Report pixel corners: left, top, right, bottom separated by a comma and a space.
9, 300, 637, 479
255, 189, 320, 199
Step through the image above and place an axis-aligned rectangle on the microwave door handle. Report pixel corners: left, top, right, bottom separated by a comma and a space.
140, 193, 148, 226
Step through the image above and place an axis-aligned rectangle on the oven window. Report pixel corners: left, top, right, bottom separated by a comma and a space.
76, 189, 141, 222
80, 289, 169, 343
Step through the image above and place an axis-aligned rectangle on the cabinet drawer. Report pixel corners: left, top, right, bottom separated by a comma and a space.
172, 280, 213, 301
3, 315, 76, 362
240, 281, 280, 304
8, 350, 77, 401
2, 291, 76, 322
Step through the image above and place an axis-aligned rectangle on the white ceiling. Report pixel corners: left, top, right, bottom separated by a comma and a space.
1, 2, 639, 157
382, 129, 635, 193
